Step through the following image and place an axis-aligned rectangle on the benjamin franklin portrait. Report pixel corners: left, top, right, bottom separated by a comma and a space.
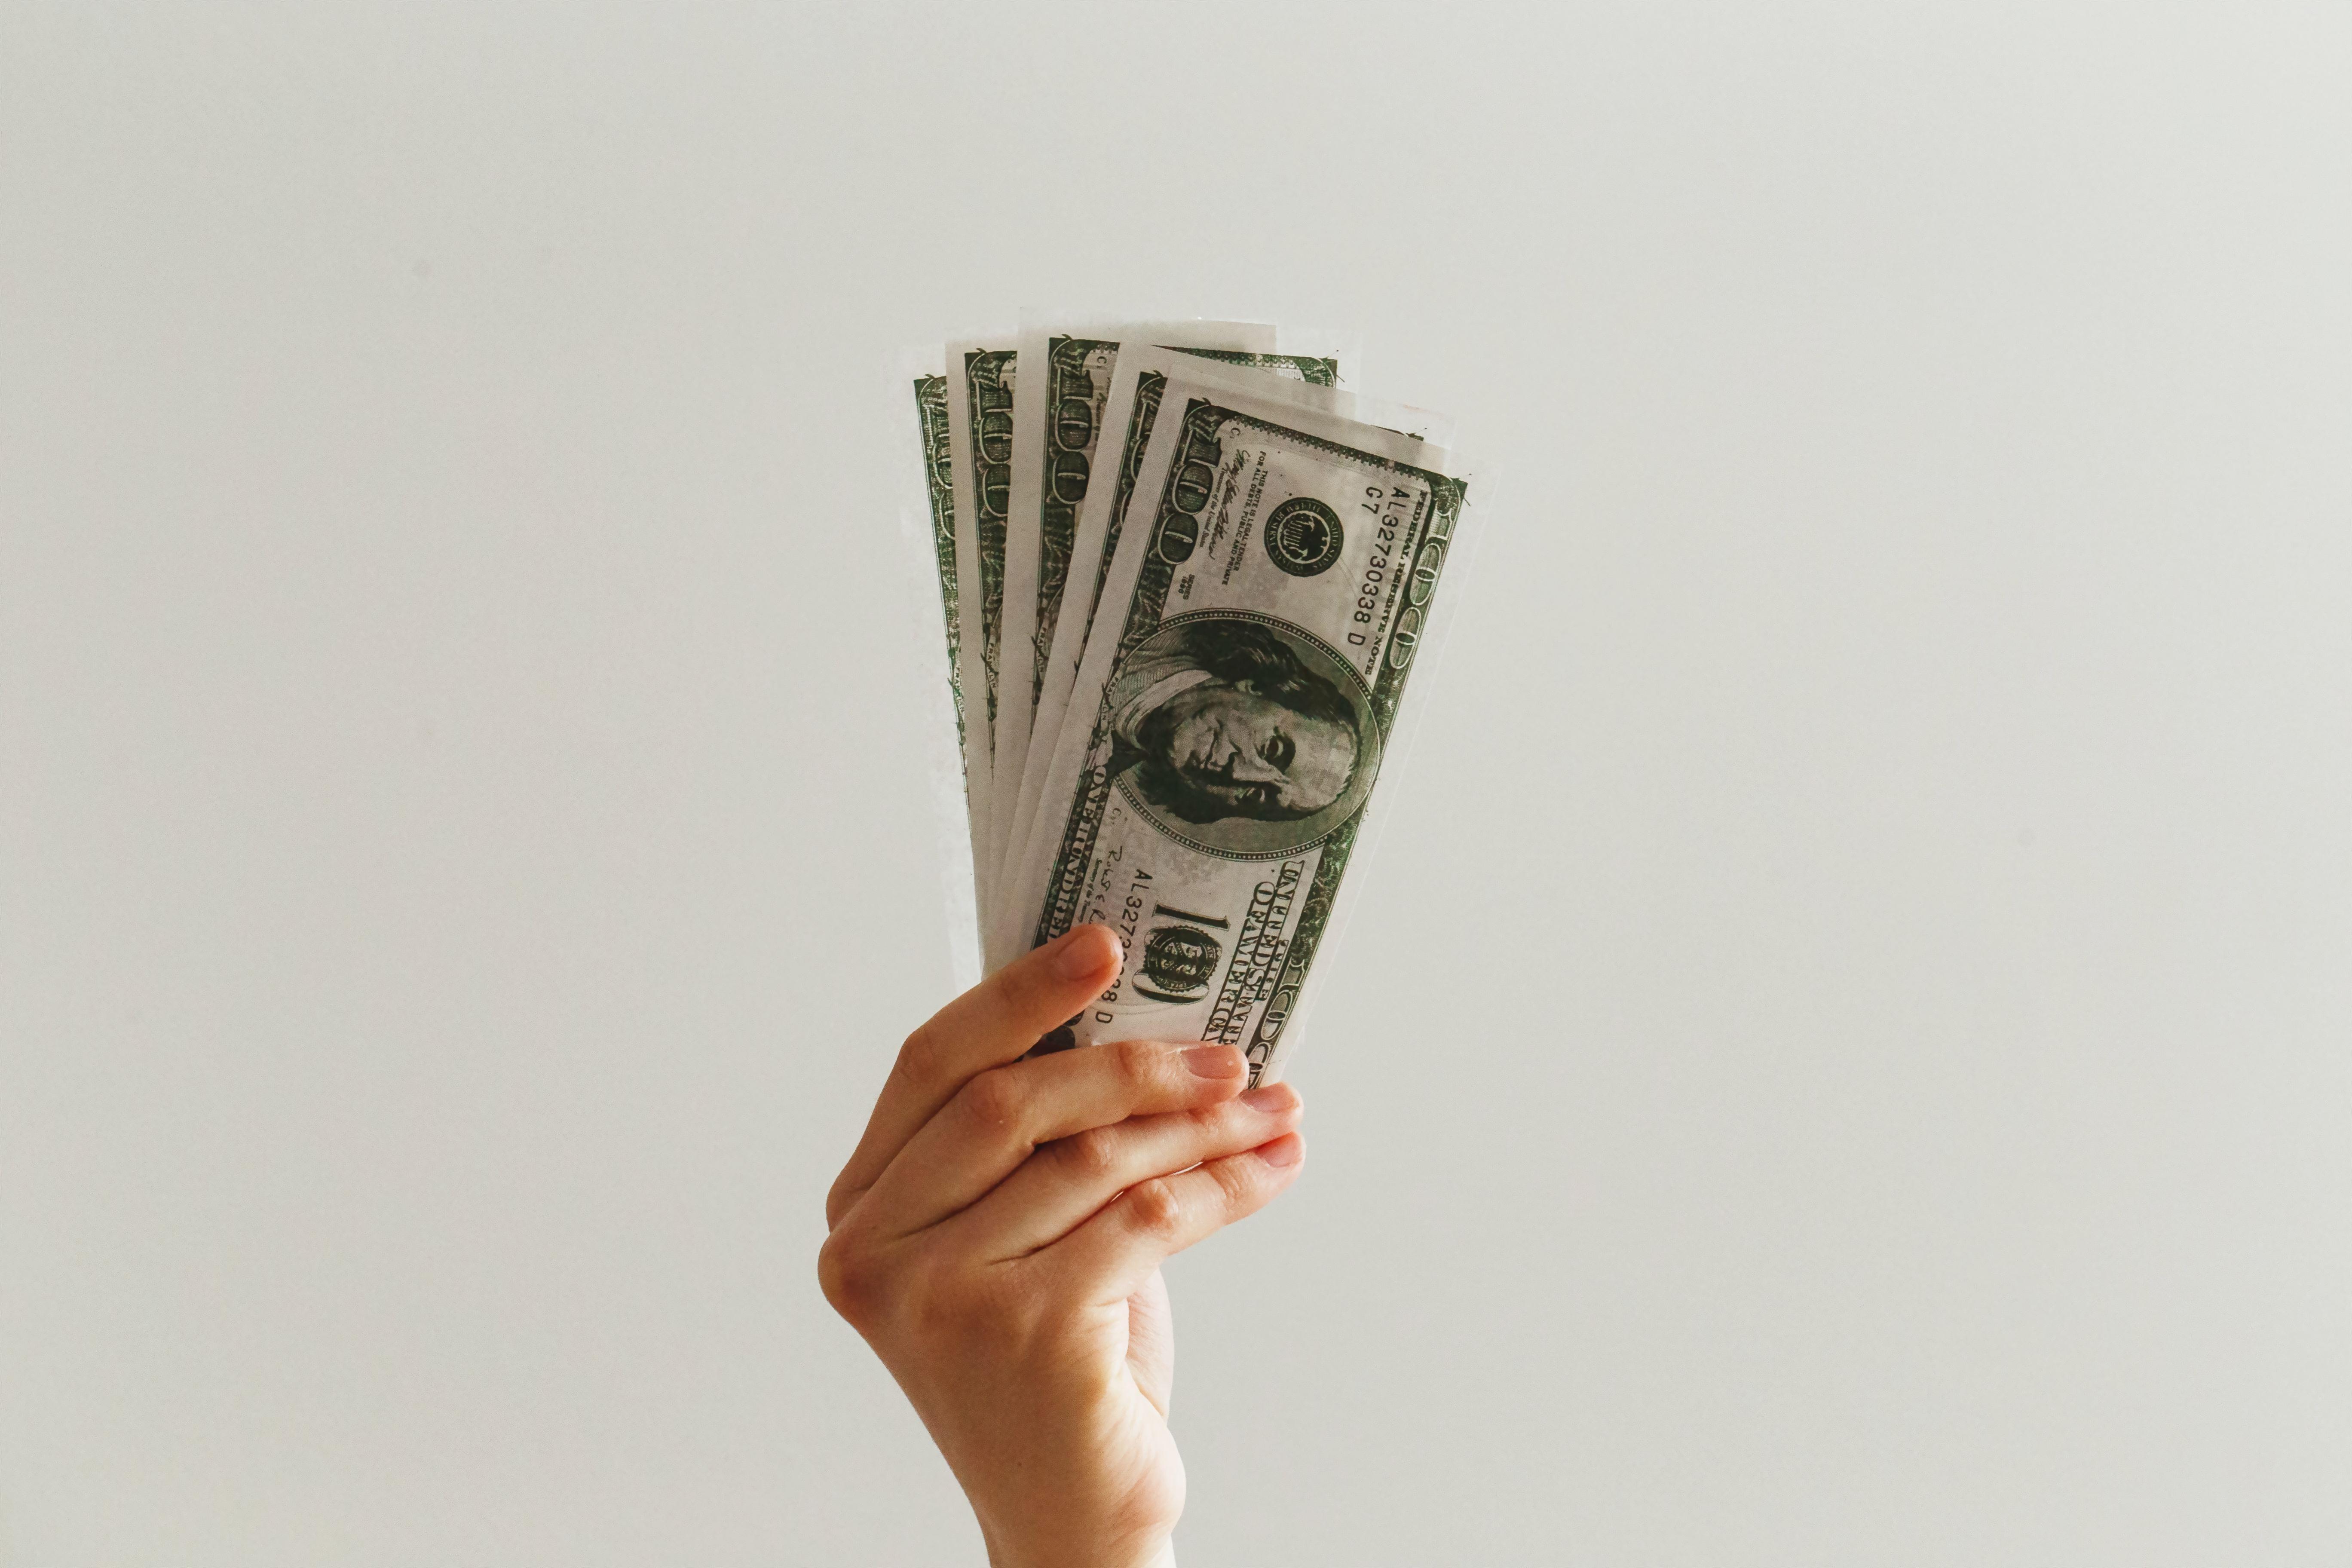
1102, 614, 1381, 856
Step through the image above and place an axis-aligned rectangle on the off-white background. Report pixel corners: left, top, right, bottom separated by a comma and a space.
5, 3, 2349, 1563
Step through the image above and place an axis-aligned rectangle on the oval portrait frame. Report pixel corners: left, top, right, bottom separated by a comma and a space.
1110, 610, 1384, 861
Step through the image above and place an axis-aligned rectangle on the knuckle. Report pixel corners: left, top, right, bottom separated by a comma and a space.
1115, 1038, 1166, 1088
1124, 1178, 1185, 1240
816, 1231, 884, 1326
891, 1026, 943, 1092
1207, 1151, 1262, 1208
1058, 1125, 1124, 1182
984, 961, 1040, 1017
957, 1067, 1026, 1134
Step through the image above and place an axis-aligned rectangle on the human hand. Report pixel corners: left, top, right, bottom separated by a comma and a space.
820, 924, 1306, 1568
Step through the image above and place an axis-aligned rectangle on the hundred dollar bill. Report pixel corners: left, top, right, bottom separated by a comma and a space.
990, 347, 1350, 969
991, 321, 1274, 901
991, 374, 1470, 1081
943, 335, 1015, 922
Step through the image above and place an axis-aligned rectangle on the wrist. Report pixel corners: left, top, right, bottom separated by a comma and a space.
983, 1525, 1175, 1568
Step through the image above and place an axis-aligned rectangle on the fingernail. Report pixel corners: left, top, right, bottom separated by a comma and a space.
1183, 1044, 1244, 1078
1240, 1082, 1299, 1114
1052, 926, 1116, 980
1257, 1134, 1304, 1168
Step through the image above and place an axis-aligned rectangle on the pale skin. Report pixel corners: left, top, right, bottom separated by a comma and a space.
819, 923, 1306, 1568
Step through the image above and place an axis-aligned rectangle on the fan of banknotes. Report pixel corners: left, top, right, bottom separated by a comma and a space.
905, 320, 1472, 1084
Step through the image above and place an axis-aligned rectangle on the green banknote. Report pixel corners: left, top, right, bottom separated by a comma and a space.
913, 374, 964, 753
992, 346, 1347, 969
962, 345, 1016, 732
990, 323, 1276, 913
1078, 351, 1340, 689
943, 337, 1016, 920
1030, 337, 1119, 708
993, 374, 1468, 1081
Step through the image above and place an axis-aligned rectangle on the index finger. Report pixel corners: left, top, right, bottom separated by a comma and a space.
824, 924, 1122, 1227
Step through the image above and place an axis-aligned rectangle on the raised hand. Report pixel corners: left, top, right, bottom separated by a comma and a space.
820, 925, 1305, 1568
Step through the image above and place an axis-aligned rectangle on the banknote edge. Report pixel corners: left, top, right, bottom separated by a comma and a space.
943, 334, 1012, 931
888, 345, 982, 989
1253, 455, 1498, 1082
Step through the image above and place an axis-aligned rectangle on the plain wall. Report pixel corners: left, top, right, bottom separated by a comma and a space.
4, 3, 2349, 1563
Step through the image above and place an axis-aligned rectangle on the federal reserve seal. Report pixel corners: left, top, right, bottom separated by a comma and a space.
1262, 496, 1343, 577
